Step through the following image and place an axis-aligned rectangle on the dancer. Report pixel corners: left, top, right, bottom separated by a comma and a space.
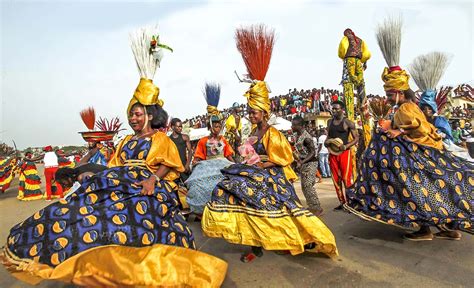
202, 24, 337, 262
0, 156, 17, 193
325, 101, 359, 210
1, 25, 227, 287
17, 152, 43, 201
185, 83, 234, 215
292, 116, 323, 215
338, 28, 372, 147
344, 17, 473, 241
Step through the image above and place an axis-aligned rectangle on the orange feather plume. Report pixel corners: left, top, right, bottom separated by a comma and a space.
80, 107, 96, 130
235, 24, 275, 81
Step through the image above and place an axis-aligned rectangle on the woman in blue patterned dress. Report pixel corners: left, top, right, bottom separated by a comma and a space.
344, 66, 474, 241
1, 88, 227, 286
202, 82, 338, 262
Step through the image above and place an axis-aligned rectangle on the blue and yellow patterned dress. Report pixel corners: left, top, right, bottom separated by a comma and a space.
345, 102, 474, 233
2, 132, 227, 287
202, 127, 338, 257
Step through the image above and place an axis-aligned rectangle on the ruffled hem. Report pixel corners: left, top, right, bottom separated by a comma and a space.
2, 243, 227, 287
202, 204, 338, 257
344, 204, 473, 234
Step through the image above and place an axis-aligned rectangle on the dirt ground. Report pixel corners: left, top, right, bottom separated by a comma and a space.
0, 165, 473, 287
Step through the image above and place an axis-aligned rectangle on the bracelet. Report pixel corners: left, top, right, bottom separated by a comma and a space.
152, 174, 160, 183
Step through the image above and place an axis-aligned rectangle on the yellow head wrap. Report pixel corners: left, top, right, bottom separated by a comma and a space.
381, 67, 410, 92
127, 78, 164, 114
207, 105, 220, 116
244, 80, 270, 115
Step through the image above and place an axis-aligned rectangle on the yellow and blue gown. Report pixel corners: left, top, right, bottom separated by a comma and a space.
2, 132, 227, 287
345, 103, 474, 233
202, 126, 338, 257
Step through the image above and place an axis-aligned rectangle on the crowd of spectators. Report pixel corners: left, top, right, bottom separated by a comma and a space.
183, 87, 344, 128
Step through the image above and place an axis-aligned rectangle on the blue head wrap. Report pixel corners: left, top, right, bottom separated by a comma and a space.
418, 89, 438, 113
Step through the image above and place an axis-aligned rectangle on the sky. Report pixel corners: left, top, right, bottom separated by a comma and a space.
1, 0, 472, 149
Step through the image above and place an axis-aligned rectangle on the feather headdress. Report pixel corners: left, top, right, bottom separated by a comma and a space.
80, 107, 96, 130
203, 82, 221, 116
128, 25, 172, 113
235, 24, 275, 81
236, 24, 275, 115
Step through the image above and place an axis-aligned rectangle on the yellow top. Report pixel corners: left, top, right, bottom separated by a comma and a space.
261, 126, 298, 182
244, 81, 270, 114
393, 102, 443, 150
225, 114, 242, 133
108, 132, 184, 181
338, 36, 371, 63
127, 78, 164, 114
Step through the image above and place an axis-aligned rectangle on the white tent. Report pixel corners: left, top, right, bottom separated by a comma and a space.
188, 128, 209, 141
268, 116, 292, 131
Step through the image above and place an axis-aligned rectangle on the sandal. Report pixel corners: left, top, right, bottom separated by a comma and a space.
434, 231, 461, 241
403, 231, 433, 241
240, 247, 263, 263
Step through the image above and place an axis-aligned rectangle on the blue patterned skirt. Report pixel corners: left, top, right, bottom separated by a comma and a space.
202, 164, 338, 257
5, 165, 195, 266
185, 158, 232, 214
345, 132, 474, 233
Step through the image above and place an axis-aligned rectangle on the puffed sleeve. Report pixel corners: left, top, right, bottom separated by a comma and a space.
193, 137, 208, 161
393, 102, 443, 150
338, 36, 349, 59
146, 132, 185, 174
262, 127, 298, 182
361, 40, 371, 63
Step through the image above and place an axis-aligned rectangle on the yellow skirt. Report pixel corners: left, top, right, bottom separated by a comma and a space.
202, 204, 338, 257
2, 243, 228, 287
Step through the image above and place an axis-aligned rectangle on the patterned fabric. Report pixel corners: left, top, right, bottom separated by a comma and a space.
5, 138, 195, 268
300, 161, 322, 210
0, 157, 16, 192
295, 130, 313, 160
185, 158, 233, 214
17, 160, 43, 201
202, 138, 338, 257
345, 132, 474, 234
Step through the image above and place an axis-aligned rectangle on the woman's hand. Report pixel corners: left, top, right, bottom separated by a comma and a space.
386, 129, 402, 139
136, 177, 156, 196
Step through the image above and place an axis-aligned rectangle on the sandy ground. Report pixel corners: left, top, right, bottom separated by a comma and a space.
0, 165, 473, 287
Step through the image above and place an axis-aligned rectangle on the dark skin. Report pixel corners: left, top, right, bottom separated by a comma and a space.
128, 105, 170, 196
291, 120, 317, 171
248, 108, 276, 169
192, 121, 234, 164
325, 103, 359, 150
171, 121, 193, 173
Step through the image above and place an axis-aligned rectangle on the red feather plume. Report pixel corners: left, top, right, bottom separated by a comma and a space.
235, 24, 275, 81
80, 107, 96, 130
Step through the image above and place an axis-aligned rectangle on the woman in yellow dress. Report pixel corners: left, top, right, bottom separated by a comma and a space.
1, 26, 227, 287
202, 25, 338, 262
